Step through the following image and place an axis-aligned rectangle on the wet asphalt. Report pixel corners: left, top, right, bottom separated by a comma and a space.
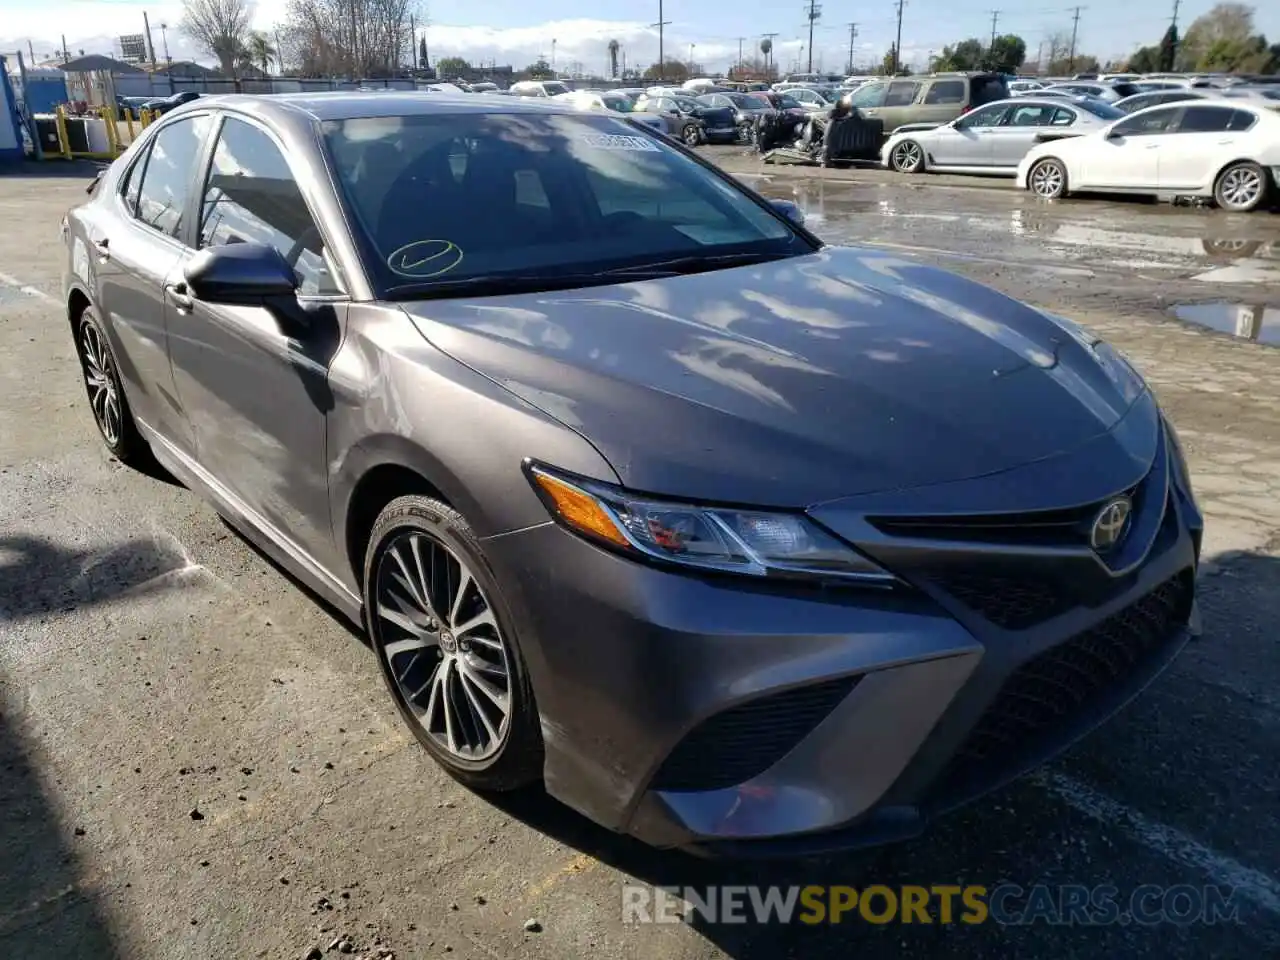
0, 162, 1277, 959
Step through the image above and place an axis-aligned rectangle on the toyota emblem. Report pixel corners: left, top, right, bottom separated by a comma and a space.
1090, 497, 1132, 553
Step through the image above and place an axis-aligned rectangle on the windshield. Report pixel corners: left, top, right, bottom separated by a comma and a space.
1075, 98, 1124, 119
542, 81, 571, 97
601, 95, 634, 112
775, 95, 803, 110
322, 112, 807, 296
672, 97, 702, 111
728, 93, 761, 108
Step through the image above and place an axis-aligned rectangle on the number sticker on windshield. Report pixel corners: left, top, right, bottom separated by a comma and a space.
580, 134, 660, 152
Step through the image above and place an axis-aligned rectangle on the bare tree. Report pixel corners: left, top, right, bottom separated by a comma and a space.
283, 0, 420, 77
180, 0, 253, 76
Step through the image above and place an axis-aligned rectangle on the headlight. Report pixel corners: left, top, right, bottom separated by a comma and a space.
527, 465, 894, 584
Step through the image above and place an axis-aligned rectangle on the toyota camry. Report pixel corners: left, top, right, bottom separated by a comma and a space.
61, 92, 1203, 856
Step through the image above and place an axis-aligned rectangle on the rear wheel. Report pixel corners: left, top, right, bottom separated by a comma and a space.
890, 139, 925, 173
1214, 161, 1268, 213
75, 306, 147, 464
363, 495, 543, 791
1028, 158, 1068, 199
682, 123, 702, 146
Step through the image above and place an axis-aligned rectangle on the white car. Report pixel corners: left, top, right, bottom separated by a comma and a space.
551, 91, 668, 133
1008, 79, 1046, 95
881, 96, 1123, 176
1017, 100, 1280, 212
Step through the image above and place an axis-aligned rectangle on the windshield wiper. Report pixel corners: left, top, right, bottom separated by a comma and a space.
385, 273, 618, 301
601, 251, 793, 278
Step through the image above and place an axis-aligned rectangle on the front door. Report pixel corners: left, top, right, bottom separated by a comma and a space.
1079, 106, 1180, 189
165, 113, 347, 571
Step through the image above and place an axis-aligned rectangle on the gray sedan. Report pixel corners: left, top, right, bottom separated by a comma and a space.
882, 96, 1124, 175
61, 90, 1202, 856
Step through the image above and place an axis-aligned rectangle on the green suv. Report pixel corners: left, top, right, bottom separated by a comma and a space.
846, 72, 1011, 135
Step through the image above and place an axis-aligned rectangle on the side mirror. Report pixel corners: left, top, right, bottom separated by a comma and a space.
1105, 128, 1123, 140
183, 242, 298, 305
769, 199, 805, 227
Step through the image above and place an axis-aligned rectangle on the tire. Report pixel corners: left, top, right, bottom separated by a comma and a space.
1213, 161, 1268, 213
75, 305, 147, 464
1028, 157, 1068, 200
890, 139, 925, 173
363, 495, 543, 792
682, 123, 702, 146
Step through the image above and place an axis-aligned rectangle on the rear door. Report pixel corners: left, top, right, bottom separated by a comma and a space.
1156, 105, 1249, 190
89, 112, 215, 456
988, 101, 1062, 167
915, 78, 967, 126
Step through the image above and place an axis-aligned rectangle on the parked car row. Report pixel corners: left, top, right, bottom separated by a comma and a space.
875, 91, 1278, 214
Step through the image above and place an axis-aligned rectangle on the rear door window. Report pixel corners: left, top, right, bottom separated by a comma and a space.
1008, 104, 1057, 126
1175, 105, 1234, 133
924, 80, 965, 104
134, 114, 214, 240
1050, 107, 1077, 126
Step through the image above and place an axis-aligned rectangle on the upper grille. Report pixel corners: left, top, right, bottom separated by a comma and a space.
930, 572, 1193, 803
868, 481, 1145, 551
649, 676, 860, 793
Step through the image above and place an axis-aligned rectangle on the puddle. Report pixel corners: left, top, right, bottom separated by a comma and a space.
1169, 302, 1279, 345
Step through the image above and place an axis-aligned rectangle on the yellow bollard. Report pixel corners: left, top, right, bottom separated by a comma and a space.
125, 109, 136, 141
54, 105, 71, 160
101, 105, 121, 155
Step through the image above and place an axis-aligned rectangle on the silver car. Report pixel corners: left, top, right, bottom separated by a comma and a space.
882, 95, 1125, 175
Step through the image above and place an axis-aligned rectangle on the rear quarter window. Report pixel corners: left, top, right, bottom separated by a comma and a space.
923, 79, 965, 104
971, 77, 1010, 105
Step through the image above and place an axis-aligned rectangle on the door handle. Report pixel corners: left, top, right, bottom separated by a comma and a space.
165, 282, 194, 311
1216, 139, 1235, 145
1145, 143, 1160, 149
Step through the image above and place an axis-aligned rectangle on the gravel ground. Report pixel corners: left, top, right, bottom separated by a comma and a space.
0, 161, 1277, 960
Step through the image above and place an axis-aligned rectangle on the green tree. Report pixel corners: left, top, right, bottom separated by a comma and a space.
935, 38, 984, 71
523, 58, 553, 79
1178, 2, 1254, 70
882, 43, 898, 75
642, 58, 690, 81
1158, 24, 1178, 70
987, 34, 1026, 73
1128, 45, 1161, 73
436, 56, 471, 77
245, 31, 276, 75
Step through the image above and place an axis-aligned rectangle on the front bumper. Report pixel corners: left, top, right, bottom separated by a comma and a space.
482, 416, 1202, 856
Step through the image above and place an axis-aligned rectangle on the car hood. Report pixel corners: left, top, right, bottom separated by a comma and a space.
403, 247, 1149, 506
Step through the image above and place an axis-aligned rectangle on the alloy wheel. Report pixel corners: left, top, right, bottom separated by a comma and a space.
683, 124, 701, 146
1218, 166, 1262, 211
373, 530, 512, 762
892, 141, 922, 172
1030, 160, 1065, 199
80, 322, 122, 446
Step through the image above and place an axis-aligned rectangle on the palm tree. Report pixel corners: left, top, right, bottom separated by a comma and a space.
607, 38, 620, 78
760, 37, 773, 74
246, 31, 276, 76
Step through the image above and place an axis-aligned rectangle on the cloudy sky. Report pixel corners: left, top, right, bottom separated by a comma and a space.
2, 0, 1276, 75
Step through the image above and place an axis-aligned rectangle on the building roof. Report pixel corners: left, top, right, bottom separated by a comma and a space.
59, 54, 145, 74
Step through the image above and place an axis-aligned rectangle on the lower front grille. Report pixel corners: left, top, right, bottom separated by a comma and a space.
927, 570, 1070, 630
649, 676, 860, 793
930, 572, 1193, 804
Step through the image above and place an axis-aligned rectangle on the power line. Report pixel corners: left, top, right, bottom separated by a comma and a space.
805, 0, 822, 72
892, 0, 906, 74
1067, 5, 1083, 73
846, 22, 859, 73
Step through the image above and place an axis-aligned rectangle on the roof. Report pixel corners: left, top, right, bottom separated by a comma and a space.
59, 54, 145, 74
203, 90, 583, 124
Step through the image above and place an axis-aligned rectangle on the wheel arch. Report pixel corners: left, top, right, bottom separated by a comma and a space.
1027, 154, 1069, 195
1213, 157, 1269, 190
66, 284, 93, 334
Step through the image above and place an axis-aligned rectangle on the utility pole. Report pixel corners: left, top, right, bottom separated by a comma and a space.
651, 0, 672, 80
892, 0, 906, 75
846, 22, 858, 74
1068, 6, 1082, 74
1169, 0, 1181, 68
736, 36, 745, 73
142, 11, 157, 69
409, 12, 416, 70
988, 10, 1000, 54
806, 0, 822, 73
1035, 38, 1045, 74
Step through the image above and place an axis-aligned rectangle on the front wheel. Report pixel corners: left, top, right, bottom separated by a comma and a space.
890, 139, 924, 173
1028, 158, 1068, 200
682, 123, 702, 146
1214, 161, 1268, 213
363, 495, 543, 791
